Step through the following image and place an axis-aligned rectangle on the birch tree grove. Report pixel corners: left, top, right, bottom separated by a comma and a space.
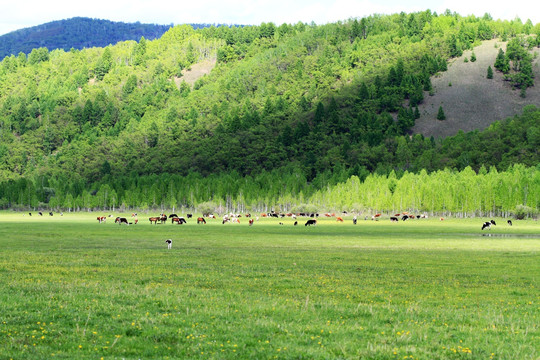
0, 164, 537, 217
312, 164, 539, 217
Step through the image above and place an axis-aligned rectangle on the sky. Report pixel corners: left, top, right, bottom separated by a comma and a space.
0, 0, 539, 36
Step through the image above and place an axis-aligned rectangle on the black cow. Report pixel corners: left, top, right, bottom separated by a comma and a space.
401, 215, 409, 221
187, 214, 193, 218
49, 212, 53, 216
390, 216, 399, 222
168, 214, 178, 218
305, 219, 317, 226
115, 217, 129, 225
507, 220, 513, 226
28, 212, 32, 216
38, 212, 43, 216
490, 220, 497, 225
294, 221, 298, 226
481, 221, 491, 230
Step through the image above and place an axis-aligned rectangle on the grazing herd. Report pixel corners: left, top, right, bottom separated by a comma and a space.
21, 210, 508, 230
21, 209, 520, 251
91, 211, 347, 227
29, 209, 518, 236
26, 210, 517, 232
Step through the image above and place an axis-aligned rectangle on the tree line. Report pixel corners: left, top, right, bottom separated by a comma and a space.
1, 162, 537, 218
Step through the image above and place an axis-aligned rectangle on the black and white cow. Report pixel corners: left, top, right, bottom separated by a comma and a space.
115, 217, 129, 225
165, 239, 172, 249
481, 221, 492, 230
507, 220, 513, 226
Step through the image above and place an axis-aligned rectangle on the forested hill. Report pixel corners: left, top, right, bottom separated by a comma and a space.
0, 17, 177, 58
0, 11, 539, 211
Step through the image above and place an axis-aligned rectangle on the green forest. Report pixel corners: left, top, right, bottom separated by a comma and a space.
0, 10, 539, 215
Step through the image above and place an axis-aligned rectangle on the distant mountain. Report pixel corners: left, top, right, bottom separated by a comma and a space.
0, 17, 221, 58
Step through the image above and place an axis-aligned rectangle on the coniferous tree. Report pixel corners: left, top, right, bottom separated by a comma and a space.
487, 65, 493, 79
313, 102, 325, 125
437, 106, 446, 120
351, 19, 361, 40
414, 106, 420, 119
358, 82, 369, 100
494, 48, 505, 71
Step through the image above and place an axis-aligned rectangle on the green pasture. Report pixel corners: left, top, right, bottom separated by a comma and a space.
0, 213, 538, 359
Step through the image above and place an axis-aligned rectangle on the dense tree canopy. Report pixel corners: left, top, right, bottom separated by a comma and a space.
0, 11, 538, 213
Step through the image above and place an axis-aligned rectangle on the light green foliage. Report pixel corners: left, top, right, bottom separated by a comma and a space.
514, 204, 538, 219
27, 47, 50, 65
313, 165, 539, 216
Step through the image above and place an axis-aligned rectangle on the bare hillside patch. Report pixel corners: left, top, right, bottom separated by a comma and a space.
413, 39, 540, 138
174, 57, 217, 88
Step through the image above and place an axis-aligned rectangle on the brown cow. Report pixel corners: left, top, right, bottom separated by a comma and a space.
149, 217, 160, 224
197, 217, 206, 224
172, 217, 186, 225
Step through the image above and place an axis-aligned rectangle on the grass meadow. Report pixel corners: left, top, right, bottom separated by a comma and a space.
0, 212, 538, 359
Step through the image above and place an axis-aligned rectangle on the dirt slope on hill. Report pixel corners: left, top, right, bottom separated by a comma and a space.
413, 39, 540, 138
174, 57, 217, 88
